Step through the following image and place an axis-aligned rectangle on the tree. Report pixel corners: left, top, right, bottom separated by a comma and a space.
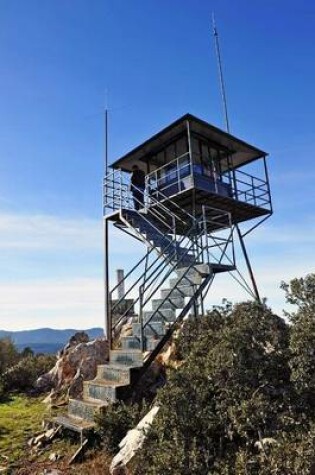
0, 338, 19, 375
282, 274, 315, 408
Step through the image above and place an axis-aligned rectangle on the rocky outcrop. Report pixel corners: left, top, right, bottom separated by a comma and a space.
36, 332, 109, 402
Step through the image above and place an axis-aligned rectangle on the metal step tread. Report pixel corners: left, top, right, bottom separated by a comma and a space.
53, 415, 95, 432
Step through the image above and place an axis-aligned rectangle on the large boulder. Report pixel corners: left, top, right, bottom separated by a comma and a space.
36, 332, 109, 401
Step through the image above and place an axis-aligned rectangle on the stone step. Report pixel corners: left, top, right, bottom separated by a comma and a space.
176, 263, 211, 279
68, 398, 106, 422
109, 349, 143, 366
121, 336, 141, 350
96, 363, 132, 384
160, 287, 189, 300
120, 336, 160, 352
169, 276, 195, 288
143, 308, 176, 323
83, 379, 127, 403
132, 321, 165, 337
175, 284, 195, 297
152, 296, 185, 311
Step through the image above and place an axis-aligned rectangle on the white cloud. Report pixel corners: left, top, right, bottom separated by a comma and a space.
0, 211, 313, 331
0, 213, 102, 251
0, 278, 104, 331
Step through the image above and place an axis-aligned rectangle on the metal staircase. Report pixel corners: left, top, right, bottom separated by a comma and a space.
55, 171, 235, 433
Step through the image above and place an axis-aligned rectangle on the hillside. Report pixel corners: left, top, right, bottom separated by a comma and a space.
0, 327, 104, 354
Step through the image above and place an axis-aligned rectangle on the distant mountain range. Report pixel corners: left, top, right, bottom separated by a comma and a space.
0, 327, 104, 354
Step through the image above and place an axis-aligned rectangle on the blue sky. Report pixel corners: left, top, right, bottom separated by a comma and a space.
0, 0, 314, 330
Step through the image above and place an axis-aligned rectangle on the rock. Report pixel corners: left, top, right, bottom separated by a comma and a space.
110, 406, 159, 473
36, 334, 109, 402
33, 433, 46, 445
48, 452, 60, 462
44, 428, 55, 439
254, 437, 278, 450
28, 437, 35, 447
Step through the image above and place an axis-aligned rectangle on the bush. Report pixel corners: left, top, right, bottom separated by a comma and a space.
2, 354, 55, 392
133, 293, 315, 474
96, 401, 149, 454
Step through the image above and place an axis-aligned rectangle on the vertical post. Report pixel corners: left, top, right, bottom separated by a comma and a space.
186, 120, 194, 184
104, 109, 111, 345
263, 155, 273, 213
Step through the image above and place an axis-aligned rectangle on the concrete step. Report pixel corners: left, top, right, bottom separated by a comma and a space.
152, 296, 185, 311
83, 379, 127, 403
68, 398, 106, 423
169, 276, 195, 288
160, 287, 189, 300
143, 308, 176, 323
96, 363, 132, 384
132, 321, 165, 337
120, 335, 161, 352
121, 336, 141, 350
109, 349, 143, 366
177, 263, 211, 277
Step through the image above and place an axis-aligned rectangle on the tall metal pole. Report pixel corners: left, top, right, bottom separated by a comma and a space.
212, 13, 230, 133
104, 109, 111, 344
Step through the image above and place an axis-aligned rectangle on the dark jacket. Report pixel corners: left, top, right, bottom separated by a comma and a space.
131, 169, 145, 188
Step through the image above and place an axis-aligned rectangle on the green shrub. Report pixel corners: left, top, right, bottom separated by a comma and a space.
96, 401, 149, 454
2, 354, 55, 392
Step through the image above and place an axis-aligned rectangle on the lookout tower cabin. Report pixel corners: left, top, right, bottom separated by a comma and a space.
105, 113, 272, 230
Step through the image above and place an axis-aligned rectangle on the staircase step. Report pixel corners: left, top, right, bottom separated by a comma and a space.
175, 264, 211, 284
132, 321, 165, 337
96, 363, 132, 384
53, 414, 95, 432
152, 296, 185, 310
143, 308, 176, 323
120, 335, 161, 352
121, 336, 141, 350
83, 379, 127, 403
161, 287, 188, 300
176, 284, 195, 297
145, 233, 172, 248
68, 398, 106, 422
109, 349, 143, 366
169, 276, 195, 288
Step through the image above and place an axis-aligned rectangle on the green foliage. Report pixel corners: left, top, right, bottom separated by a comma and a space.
0, 338, 19, 375
282, 274, 315, 409
2, 354, 55, 392
0, 337, 55, 395
133, 283, 315, 475
96, 401, 149, 454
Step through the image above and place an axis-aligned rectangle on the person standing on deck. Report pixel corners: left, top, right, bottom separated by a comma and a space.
130, 165, 146, 210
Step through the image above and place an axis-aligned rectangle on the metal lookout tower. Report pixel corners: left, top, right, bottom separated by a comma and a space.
56, 112, 273, 433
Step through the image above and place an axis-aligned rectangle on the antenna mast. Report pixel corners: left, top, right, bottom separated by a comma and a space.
212, 13, 230, 133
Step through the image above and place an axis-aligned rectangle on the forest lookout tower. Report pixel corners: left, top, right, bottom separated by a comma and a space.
55, 114, 272, 432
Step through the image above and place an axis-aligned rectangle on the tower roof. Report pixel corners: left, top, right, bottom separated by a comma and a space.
110, 113, 267, 172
